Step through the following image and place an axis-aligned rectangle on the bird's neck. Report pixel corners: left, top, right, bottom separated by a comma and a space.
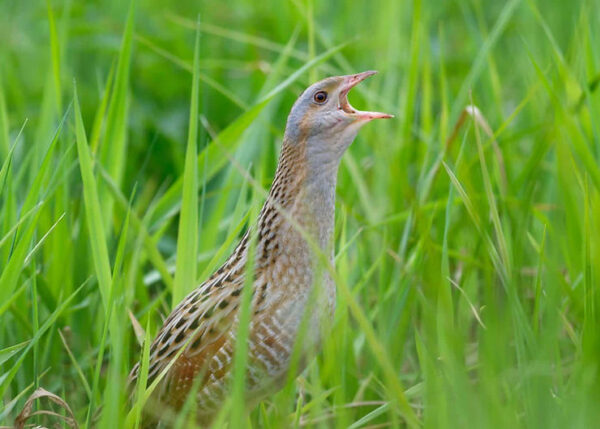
258, 138, 340, 255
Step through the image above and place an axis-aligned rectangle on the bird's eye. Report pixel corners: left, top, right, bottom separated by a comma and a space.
313, 91, 328, 104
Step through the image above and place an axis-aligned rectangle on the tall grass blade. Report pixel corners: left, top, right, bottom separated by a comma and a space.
173, 16, 201, 305
73, 84, 113, 310
97, 0, 136, 231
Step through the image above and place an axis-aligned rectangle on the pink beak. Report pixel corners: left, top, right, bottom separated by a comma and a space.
338, 71, 393, 121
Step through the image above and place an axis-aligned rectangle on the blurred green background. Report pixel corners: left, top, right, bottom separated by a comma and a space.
1, 0, 599, 427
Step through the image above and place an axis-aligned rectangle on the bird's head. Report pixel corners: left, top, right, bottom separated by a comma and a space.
284, 71, 392, 162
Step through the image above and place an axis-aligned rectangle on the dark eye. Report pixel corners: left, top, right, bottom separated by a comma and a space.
313, 91, 328, 104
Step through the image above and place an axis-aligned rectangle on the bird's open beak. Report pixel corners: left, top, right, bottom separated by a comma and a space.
338, 71, 393, 121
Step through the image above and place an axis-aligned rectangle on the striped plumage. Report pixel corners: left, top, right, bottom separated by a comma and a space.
130, 71, 391, 426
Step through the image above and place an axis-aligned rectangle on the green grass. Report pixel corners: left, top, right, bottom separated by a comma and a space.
1, 0, 600, 427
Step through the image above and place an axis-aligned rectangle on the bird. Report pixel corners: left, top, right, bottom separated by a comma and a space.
129, 70, 392, 426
